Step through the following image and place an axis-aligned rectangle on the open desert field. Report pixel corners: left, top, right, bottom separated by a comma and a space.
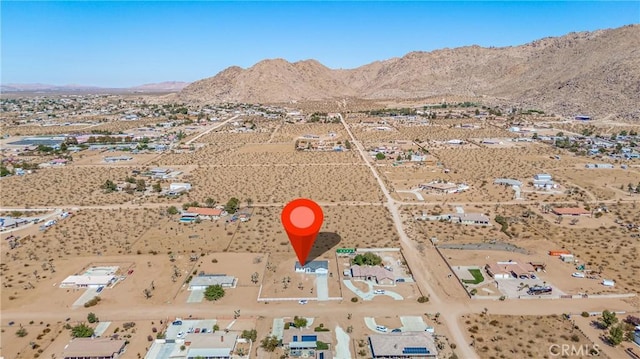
270, 123, 348, 143
188, 164, 383, 203
552, 167, 640, 201
0, 166, 134, 206
71, 150, 161, 166
461, 313, 598, 359
350, 122, 516, 143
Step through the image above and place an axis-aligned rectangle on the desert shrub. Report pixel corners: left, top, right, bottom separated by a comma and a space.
417, 295, 429, 303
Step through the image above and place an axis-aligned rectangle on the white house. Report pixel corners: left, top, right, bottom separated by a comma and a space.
169, 182, 191, 191
60, 275, 115, 288
295, 261, 329, 274
188, 275, 237, 290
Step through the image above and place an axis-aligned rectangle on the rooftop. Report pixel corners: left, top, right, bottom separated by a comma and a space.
63, 338, 126, 358
350, 265, 394, 281
187, 207, 223, 216
295, 260, 329, 272
369, 332, 437, 358
189, 275, 236, 287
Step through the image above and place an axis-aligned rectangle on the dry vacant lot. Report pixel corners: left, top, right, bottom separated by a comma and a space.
0, 166, 133, 206
461, 314, 597, 359
188, 165, 383, 203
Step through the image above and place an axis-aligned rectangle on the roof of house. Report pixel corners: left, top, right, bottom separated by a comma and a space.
295, 260, 329, 272
494, 178, 522, 186
369, 332, 437, 358
61, 275, 115, 286
189, 275, 235, 288
552, 207, 590, 215
185, 333, 237, 349
451, 213, 490, 223
63, 338, 126, 358
282, 329, 332, 345
421, 182, 458, 190
351, 265, 395, 281
187, 207, 223, 216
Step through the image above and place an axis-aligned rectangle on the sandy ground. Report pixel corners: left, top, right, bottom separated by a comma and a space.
2, 106, 639, 359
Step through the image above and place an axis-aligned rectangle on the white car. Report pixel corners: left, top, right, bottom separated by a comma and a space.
375, 325, 388, 332
298, 300, 308, 305
373, 289, 385, 295
572, 272, 586, 278
177, 331, 185, 338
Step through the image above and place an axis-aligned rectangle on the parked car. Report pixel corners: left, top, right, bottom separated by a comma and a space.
373, 289, 385, 294
391, 328, 402, 333
195, 328, 201, 333
375, 325, 388, 332
172, 320, 183, 326
128, 269, 134, 275
96, 286, 104, 293
298, 300, 308, 305
200, 328, 206, 333
572, 272, 586, 278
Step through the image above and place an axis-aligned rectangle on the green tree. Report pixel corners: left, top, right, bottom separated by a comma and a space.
205, 198, 216, 208
293, 316, 308, 328
608, 323, 624, 346
260, 335, 280, 352
600, 310, 618, 328
204, 285, 225, 301
87, 312, 98, 323
352, 252, 383, 266
16, 327, 28, 337
152, 181, 162, 193
167, 206, 179, 215
375, 152, 386, 160
71, 323, 95, 338
241, 329, 257, 341
0, 165, 12, 177
224, 197, 240, 214
101, 180, 117, 193
136, 179, 146, 191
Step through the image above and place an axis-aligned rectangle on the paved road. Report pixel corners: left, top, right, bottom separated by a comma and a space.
185, 115, 239, 145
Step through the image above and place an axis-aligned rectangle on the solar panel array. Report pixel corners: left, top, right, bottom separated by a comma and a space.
402, 346, 430, 354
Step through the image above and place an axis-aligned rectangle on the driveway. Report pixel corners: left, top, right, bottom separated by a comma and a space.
342, 280, 374, 300
379, 290, 404, 300
72, 287, 99, 308
316, 274, 329, 301
271, 318, 284, 340
400, 316, 427, 332
334, 326, 352, 359
364, 317, 379, 332
187, 290, 204, 303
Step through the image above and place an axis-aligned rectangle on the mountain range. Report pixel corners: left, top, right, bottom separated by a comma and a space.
1, 81, 190, 93
179, 24, 640, 120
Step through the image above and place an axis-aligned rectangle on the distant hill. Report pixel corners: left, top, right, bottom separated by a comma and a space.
179, 24, 640, 120
1, 81, 190, 93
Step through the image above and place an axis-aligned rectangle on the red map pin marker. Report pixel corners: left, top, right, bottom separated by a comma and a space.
281, 198, 324, 266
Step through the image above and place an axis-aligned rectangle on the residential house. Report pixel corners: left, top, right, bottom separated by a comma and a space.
188, 274, 237, 290
282, 328, 333, 359
369, 332, 438, 358
63, 338, 126, 359
187, 207, 225, 220
551, 207, 590, 216
60, 275, 115, 288
350, 265, 395, 285
295, 261, 329, 274
449, 213, 490, 226
184, 333, 237, 359
485, 261, 536, 280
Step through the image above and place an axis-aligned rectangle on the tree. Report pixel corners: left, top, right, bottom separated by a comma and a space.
0, 165, 11, 177
205, 198, 216, 208
152, 181, 162, 193
246, 198, 253, 208
601, 310, 618, 328
224, 198, 240, 214
101, 180, 117, 193
136, 179, 146, 192
71, 323, 94, 338
608, 324, 624, 346
16, 327, 28, 337
241, 329, 257, 342
87, 312, 98, 323
375, 152, 386, 160
260, 335, 279, 352
204, 285, 225, 301
167, 206, 179, 215
293, 316, 308, 328
352, 252, 383, 266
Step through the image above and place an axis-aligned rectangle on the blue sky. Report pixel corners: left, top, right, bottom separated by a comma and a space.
2, 1, 639, 87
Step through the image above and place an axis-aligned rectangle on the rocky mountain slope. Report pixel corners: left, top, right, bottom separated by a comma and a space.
180, 24, 640, 119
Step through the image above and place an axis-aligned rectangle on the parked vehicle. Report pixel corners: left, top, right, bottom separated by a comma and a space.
373, 289, 385, 295
96, 286, 104, 293
572, 272, 586, 278
172, 320, 183, 326
375, 325, 388, 332
298, 300, 308, 305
